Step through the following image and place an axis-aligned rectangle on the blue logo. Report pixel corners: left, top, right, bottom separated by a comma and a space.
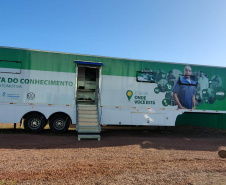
2, 92, 6, 97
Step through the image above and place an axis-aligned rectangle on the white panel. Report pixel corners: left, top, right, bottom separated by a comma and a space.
100, 108, 131, 125
0, 70, 75, 105
0, 69, 76, 124
0, 104, 16, 123
100, 75, 173, 109
0, 104, 76, 124
100, 107, 177, 126
165, 110, 183, 126
99, 106, 182, 126
131, 112, 165, 126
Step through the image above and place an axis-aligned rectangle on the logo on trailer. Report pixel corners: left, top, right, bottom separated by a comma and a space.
165, 83, 173, 91
215, 87, 225, 100
154, 87, 160, 94
126, 90, 133, 101
162, 99, 169, 106
2, 92, 6, 97
27, 92, 35, 100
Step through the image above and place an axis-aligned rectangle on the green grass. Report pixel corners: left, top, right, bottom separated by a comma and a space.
0, 179, 17, 185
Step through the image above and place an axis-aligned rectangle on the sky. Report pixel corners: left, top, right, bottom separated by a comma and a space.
1, 0, 226, 67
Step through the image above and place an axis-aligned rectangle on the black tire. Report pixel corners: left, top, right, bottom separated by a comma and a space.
49, 114, 70, 133
24, 113, 45, 133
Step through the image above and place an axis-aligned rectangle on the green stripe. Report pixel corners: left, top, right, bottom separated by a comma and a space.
176, 113, 226, 129
1, 47, 225, 77
0, 47, 226, 87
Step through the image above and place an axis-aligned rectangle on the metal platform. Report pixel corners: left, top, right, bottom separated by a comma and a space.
78, 134, 101, 141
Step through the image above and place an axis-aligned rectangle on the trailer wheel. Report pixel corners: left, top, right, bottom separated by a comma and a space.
49, 114, 70, 133
24, 113, 45, 133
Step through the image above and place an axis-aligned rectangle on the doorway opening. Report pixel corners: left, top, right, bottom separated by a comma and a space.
76, 66, 100, 105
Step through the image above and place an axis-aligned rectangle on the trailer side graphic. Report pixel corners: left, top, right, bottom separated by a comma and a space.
0, 46, 225, 134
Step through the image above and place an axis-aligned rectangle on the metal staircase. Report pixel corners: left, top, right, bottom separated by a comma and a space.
77, 104, 101, 141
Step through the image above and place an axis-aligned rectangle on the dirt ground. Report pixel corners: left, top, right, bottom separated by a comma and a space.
0, 124, 226, 185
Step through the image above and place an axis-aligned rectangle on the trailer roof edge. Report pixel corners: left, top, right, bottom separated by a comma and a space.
0, 46, 225, 69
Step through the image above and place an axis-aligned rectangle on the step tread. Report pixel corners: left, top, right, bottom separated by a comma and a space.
78, 130, 101, 134
78, 135, 101, 141
78, 125, 100, 128
78, 110, 98, 114
78, 115, 98, 118
77, 126, 100, 132
79, 118, 98, 122
78, 122, 99, 126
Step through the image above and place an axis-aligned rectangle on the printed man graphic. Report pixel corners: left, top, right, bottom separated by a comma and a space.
173, 66, 196, 109
198, 71, 209, 98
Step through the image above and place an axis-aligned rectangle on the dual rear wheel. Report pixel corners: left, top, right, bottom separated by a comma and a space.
23, 113, 70, 133
49, 114, 70, 133
24, 113, 45, 133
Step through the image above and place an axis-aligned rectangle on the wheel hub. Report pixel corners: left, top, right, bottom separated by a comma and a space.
54, 119, 65, 130
29, 118, 41, 129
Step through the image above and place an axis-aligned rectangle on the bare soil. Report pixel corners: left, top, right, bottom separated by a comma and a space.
0, 124, 226, 185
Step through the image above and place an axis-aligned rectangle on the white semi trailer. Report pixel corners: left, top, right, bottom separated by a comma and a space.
0, 46, 225, 138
